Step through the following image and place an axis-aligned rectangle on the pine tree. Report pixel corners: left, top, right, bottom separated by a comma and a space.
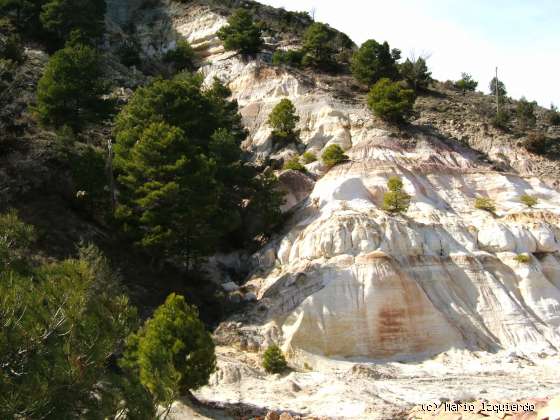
400, 57, 431, 91
36, 42, 108, 129
121, 294, 216, 410
268, 98, 300, 142
367, 78, 416, 122
301, 22, 337, 70
382, 177, 411, 214
515, 97, 537, 131
217, 9, 263, 55
455, 73, 478, 92
351, 39, 400, 86
40, 0, 106, 48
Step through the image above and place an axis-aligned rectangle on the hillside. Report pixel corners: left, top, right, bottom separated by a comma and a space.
2, 0, 560, 419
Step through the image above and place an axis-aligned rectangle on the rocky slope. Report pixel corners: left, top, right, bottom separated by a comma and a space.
124, 1, 560, 417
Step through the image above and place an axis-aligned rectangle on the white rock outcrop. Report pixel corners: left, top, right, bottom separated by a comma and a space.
167, 4, 560, 362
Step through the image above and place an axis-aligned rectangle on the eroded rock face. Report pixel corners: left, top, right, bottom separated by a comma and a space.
165, 5, 560, 361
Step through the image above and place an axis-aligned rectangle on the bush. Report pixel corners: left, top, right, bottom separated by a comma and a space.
455, 73, 478, 92
546, 105, 560, 126
163, 39, 195, 72
36, 42, 109, 130
302, 151, 317, 164
367, 78, 415, 122
322, 144, 348, 167
283, 156, 306, 172
0, 209, 35, 272
351, 39, 400, 86
399, 56, 431, 91
474, 197, 496, 213
515, 97, 536, 131
217, 9, 263, 55
382, 176, 411, 214
301, 22, 336, 70
268, 98, 299, 142
121, 293, 216, 409
524, 132, 547, 154
262, 345, 287, 374
0, 33, 24, 62
492, 109, 510, 130
520, 194, 538, 208
514, 254, 531, 263
272, 49, 304, 68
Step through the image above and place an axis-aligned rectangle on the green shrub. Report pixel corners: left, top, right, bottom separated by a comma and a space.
474, 197, 496, 213
351, 39, 400, 86
367, 78, 415, 122
524, 132, 547, 154
262, 345, 287, 374
382, 176, 411, 214
164, 39, 195, 71
515, 97, 536, 131
268, 98, 299, 142
217, 9, 263, 55
492, 109, 510, 130
0, 33, 24, 63
121, 293, 216, 410
455, 73, 478, 92
546, 104, 560, 126
0, 209, 35, 272
283, 156, 306, 172
272, 49, 304, 68
302, 151, 317, 164
520, 194, 538, 208
399, 56, 431, 91
322, 144, 348, 167
514, 254, 531, 263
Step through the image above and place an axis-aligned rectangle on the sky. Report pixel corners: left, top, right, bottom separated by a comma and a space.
259, 0, 559, 108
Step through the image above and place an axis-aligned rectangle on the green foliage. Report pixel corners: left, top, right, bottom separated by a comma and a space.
0, 209, 35, 272
302, 151, 317, 164
301, 22, 336, 70
217, 9, 263, 55
36, 42, 109, 130
262, 345, 287, 374
0, 215, 144, 419
40, 0, 106, 48
520, 194, 538, 208
322, 144, 348, 168
514, 254, 531, 264
117, 38, 142, 68
0, 33, 24, 62
283, 156, 306, 172
474, 197, 496, 213
489, 77, 507, 97
272, 49, 304, 68
268, 98, 300, 142
0, 0, 46, 37
546, 104, 560, 126
382, 176, 411, 214
351, 39, 400, 86
164, 39, 195, 72
454, 73, 478, 92
121, 293, 216, 408
367, 78, 416, 122
399, 56, 431, 91
524, 131, 548, 155
492, 109, 510, 130
114, 75, 281, 265
68, 143, 110, 218
515, 97, 536, 131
